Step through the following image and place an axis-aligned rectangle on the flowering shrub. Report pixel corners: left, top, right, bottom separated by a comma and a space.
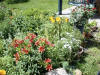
70, 5, 96, 26
5, 33, 54, 74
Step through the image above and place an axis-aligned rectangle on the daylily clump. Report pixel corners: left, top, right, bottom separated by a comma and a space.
11, 33, 54, 71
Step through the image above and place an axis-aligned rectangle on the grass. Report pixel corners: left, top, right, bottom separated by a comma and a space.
76, 31, 100, 75
5, 0, 71, 12
79, 47, 100, 75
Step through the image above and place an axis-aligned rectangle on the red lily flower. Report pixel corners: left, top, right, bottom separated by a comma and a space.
21, 47, 29, 54
31, 34, 36, 40
46, 64, 52, 71
50, 44, 55, 47
38, 46, 45, 53
92, 8, 96, 10
45, 58, 51, 63
19, 40, 24, 44
35, 40, 40, 46
13, 43, 19, 48
45, 40, 51, 45
25, 36, 30, 40
28, 33, 36, 39
27, 44, 31, 47
45, 39, 54, 47
29, 39, 33, 43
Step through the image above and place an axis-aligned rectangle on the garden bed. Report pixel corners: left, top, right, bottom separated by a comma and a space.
0, 2, 99, 75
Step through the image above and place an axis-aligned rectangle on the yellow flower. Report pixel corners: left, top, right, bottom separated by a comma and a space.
65, 18, 69, 22
51, 19, 55, 23
49, 16, 54, 20
49, 16, 55, 23
56, 17, 61, 22
0, 70, 6, 75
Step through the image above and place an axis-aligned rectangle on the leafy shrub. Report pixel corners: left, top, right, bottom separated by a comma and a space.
0, 8, 50, 39
5, 0, 29, 4
0, 18, 15, 39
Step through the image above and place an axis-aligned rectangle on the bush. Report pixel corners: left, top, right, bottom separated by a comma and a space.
0, 8, 50, 39
5, 0, 29, 4
70, 5, 96, 27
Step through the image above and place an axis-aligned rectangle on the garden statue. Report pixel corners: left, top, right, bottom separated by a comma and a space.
95, 0, 100, 15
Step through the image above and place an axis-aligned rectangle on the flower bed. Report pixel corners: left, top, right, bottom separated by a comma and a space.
0, 4, 97, 75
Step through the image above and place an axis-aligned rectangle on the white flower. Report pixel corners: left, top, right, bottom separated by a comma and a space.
61, 38, 66, 41
66, 32, 70, 35
68, 46, 72, 50
64, 44, 67, 48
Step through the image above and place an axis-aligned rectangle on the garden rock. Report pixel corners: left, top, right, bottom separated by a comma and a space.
74, 69, 82, 75
45, 68, 71, 75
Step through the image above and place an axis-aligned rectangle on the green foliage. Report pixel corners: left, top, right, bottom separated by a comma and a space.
5, 0, 29, 4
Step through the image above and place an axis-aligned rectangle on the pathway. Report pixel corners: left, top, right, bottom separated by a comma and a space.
57, 6, 77, 18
